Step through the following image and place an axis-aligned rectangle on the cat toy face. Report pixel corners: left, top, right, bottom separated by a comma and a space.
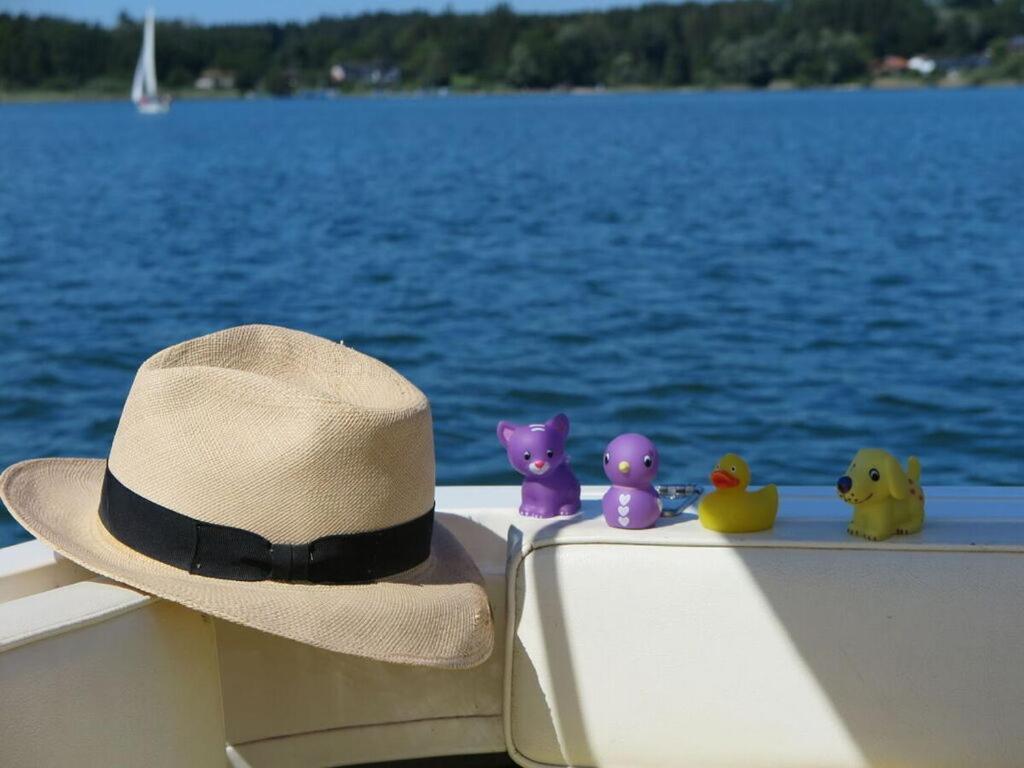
497, 414, 570, 478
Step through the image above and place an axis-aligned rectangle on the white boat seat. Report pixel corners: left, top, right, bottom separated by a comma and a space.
504, 486, 1024, 768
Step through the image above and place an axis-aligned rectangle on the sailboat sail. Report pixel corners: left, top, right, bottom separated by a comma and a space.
142, 10, 158, 99
131, 53, 145, 103
131, 9, 165, 111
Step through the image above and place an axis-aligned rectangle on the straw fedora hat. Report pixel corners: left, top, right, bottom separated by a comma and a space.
0, 325, 493, 668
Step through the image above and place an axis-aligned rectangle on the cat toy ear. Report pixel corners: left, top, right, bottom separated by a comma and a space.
497, 421, 516, 447
547, 413, 570, 436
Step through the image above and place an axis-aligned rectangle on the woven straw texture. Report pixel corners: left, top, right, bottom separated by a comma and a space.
0, 325, 493, 668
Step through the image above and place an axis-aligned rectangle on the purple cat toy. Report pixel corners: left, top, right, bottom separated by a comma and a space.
497, 414, 582, 518
602, 433, 661, 529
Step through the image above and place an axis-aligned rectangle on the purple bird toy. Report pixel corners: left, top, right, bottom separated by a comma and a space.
497, 414, 582, 518
602, 433, 661, 529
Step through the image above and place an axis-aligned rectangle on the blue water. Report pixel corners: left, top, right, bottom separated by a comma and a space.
2, 89, 1023, 546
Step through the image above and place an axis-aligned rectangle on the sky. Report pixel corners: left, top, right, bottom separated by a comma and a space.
1, 0, 654, 25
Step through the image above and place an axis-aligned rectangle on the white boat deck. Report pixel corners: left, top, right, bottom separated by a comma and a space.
2, 485, 1023, 768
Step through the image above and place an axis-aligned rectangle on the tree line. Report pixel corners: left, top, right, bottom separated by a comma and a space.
1, 0, 1023, 94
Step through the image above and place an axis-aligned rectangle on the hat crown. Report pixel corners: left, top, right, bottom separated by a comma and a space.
107, 325, 435, 542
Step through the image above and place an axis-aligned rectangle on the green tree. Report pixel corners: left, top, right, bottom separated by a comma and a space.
263, 67, 293, 96
606, 52, 642, 86
713, 32, 779, 87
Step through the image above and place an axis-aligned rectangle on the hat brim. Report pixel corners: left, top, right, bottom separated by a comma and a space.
1, 458, 494, 669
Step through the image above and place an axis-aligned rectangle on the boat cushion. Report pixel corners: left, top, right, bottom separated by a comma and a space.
504, 487, 1024, 768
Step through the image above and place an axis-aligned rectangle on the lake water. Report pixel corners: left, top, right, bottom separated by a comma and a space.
1, 89, 1023, 546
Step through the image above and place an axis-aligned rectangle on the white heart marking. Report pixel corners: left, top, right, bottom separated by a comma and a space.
618, 516, 630, 527
619, 493, 631, 505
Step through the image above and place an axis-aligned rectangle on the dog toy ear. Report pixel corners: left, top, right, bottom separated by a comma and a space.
497, 421, 516, 447
547, 413, 570, 436
886, 453, 908, 499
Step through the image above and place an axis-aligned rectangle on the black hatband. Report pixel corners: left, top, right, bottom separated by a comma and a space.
98, 467, 434, 584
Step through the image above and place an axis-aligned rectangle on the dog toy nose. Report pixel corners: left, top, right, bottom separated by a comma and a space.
837, 476, 853, 494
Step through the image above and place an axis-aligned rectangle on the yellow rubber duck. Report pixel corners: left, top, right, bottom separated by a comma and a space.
698, 453, 779, 533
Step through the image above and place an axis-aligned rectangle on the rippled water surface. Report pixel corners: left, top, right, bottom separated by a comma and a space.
2, 89, 1023, 545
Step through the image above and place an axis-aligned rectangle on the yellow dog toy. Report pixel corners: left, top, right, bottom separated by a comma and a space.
837, 448, 925, 541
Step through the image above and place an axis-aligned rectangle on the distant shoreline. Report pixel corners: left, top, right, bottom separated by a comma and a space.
2, 78, 1022, 105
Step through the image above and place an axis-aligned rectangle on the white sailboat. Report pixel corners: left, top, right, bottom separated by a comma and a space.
131, 8, 169, 114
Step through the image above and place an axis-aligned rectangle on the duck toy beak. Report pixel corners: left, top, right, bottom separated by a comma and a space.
710, 469, 739, 489
618, 460, 631, 475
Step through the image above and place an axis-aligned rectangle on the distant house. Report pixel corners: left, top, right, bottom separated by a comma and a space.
1007, 35, 1024, 53
330, 62, 401, 87
195, 69, 236, 90
876, 55, 908, 74
907, 56, 936, 76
